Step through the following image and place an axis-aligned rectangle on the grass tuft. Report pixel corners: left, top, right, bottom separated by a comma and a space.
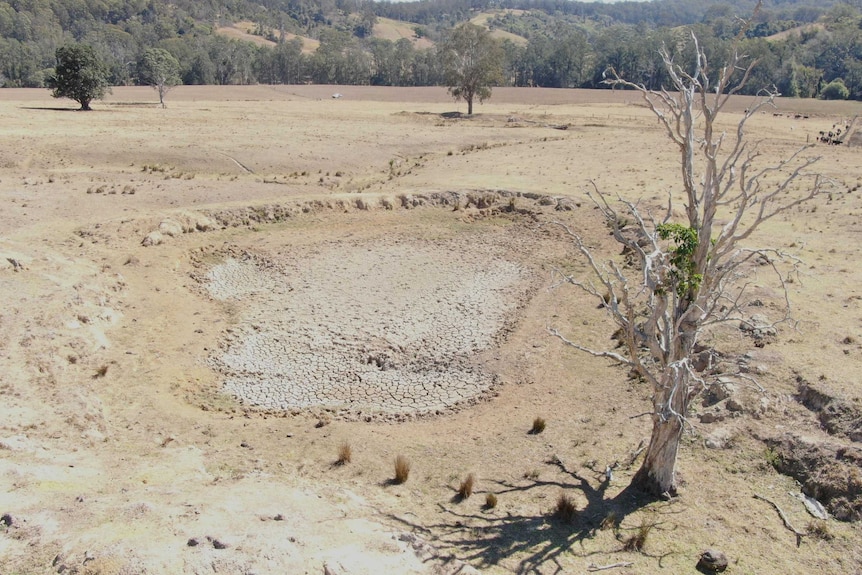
94, 364, 109, 378
457, 473, 475, 500
600, 511, 618, 531
484, 493, 498, 509
623, 519, 654, 552
807, 520, 833, 540
523, 469, 540, 481
552, 493, 577, 523
336, 442, 352, 465
530, 416, 546, 435
394, 455, 411, 484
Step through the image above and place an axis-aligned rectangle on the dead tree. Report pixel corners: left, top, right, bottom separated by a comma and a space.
549, 32, 827, 497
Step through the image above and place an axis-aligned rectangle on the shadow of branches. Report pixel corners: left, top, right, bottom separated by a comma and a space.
388, 457, 680, 574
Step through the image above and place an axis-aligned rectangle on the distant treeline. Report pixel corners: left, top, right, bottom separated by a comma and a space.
2, 0, 862, 99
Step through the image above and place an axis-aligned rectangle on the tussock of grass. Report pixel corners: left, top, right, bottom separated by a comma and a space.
600, 511, 618, 531
484, 493, 498, 509
394, 455, 410, 484
530, 416, 546, 435
807, 520, 833, 540
623, 519, 654, 552
552, 493, 577, 523
457, 473, 475, 500
336, 442, 352, 465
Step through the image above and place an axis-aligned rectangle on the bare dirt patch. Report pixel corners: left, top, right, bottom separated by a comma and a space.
199, 225, 538, 416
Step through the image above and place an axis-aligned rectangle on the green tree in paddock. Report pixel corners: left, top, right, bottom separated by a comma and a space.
441, 23, 504, 115
46, 44, 110, 111
139, 48, 181, 108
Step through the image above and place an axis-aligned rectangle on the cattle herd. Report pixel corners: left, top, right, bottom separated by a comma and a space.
819, 123, 852, 145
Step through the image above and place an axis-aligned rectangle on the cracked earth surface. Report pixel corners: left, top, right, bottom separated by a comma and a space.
202, 236, 535, 415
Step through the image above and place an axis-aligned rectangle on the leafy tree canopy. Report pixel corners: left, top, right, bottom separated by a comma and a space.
442, 23, 503, 114
46, 44, 110, 110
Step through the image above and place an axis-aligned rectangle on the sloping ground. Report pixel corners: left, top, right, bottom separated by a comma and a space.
286, 32, 320, 53
469, 12, 529, 46
215, 21, 319, 53
766, 22, 824, 42
215, 21, 277, 47
373, 17, 434, 49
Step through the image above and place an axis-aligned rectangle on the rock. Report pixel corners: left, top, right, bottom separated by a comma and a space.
704, 382, 736, 405
187, 537, 200, 547
209, 537, 230, 550
699, 411, 725, 424
697, 549, 728, 572
141, 231, 163, 247
158, 219, 183, 237
792, 492, 830, 520
726, 398, 745, 412
194, 215, 217, 232
1, 513, 13, 527
705, 428, 732, 449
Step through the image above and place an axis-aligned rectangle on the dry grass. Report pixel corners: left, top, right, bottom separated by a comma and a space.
3, 87, 861, 574
484, 493, 498, 509
394, 455, 411, 484
336, 442, 352, 465
600, 511, 618, 531
807, 520, 834, 541
530, 416, 546, 434
622, 519, 654, 552
457, 473, 475, 500
552, 493, 577, 524
93, 364, 109, 378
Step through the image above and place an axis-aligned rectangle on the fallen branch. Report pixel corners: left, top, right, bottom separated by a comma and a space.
753, 493, 805, 547
587, 562, 634, 572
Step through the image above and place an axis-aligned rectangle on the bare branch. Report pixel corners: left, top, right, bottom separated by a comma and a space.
556, 21, 823, 497
753, 493, 805, 547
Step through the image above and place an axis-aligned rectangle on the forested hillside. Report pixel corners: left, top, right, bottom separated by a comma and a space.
2, 0, 862, 99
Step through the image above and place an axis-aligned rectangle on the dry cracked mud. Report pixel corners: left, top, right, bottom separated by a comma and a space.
200, 231, 538, 416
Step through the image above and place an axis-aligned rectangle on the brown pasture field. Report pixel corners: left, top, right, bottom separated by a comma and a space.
1, 85, 862, 574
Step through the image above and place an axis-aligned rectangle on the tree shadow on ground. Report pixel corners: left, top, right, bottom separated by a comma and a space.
20, 106, 83, 112
389, 459, 680, 574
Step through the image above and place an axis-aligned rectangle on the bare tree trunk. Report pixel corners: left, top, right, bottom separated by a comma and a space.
467, 96, 473, 115
631, 414, 682, 496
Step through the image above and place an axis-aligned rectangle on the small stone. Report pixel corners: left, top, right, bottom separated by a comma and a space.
699, 411, 724, 424
697, 549, 728, 572
726, 398, 745, 412
187, 538, 200, 547
274, 514, 285, 521
209, 537, 229, 550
